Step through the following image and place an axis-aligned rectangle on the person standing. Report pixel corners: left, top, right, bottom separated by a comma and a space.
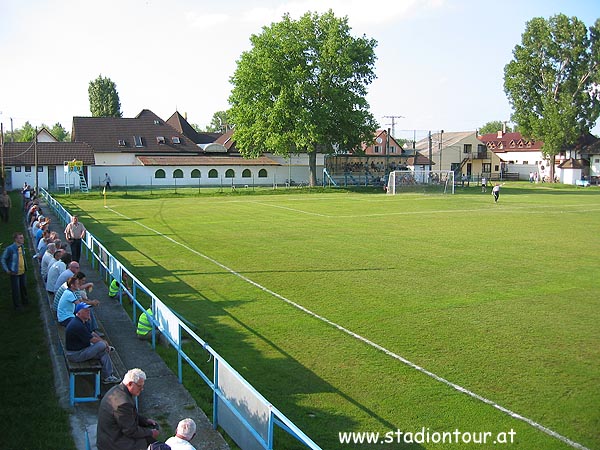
481, 177, 487, 193
97, 368, 160, 450
492, 183, 504, 203
165, 418, 197, 450
0, 189, 11, 223
64, 215, 86, 262
103, 173, 112, 191
1, 232, 29, 311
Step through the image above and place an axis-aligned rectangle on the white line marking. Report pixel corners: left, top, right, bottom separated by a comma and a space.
252, 200, 600, 219
107, 205, 590, 450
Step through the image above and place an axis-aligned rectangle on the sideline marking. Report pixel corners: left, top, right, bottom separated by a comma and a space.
107, 205, 590, 450
252, 200, 600, 219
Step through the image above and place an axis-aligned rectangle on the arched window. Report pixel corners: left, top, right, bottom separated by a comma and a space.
208, 169, 218, 178
225, 169, 235, 178
155, 169, 166, 179
258, 169, 268, 178
191, 169, 201, 178
242, 169, 251, 178
173, 169, 184, 178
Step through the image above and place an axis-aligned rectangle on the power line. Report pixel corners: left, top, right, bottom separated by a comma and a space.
382, 115, 404, 137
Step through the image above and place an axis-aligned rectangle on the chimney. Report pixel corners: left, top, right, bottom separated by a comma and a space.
497, 130, 503, 139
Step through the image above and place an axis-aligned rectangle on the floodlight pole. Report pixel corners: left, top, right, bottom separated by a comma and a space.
439, 130, 444, 171
428, 131, 432, 171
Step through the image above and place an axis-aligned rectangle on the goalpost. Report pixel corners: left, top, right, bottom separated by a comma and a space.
386, 170, 455, 195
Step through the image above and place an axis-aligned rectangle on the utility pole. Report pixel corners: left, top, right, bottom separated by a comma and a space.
383, 115, 404, 137
34, 127, 39, 193
1, 122, 4, 190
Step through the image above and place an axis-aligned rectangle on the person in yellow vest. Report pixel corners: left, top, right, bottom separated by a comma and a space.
1, 232, 29, 311
108, 278, 120, 298
137, 308, 159, 341
109, 273, 131, 302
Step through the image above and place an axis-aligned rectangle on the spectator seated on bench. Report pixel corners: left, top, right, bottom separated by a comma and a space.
65, 303, 120, 385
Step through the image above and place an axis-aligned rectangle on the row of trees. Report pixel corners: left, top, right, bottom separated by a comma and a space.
227, 12, 599, 184
5, 13, 599, 185
2, 121, 70, 143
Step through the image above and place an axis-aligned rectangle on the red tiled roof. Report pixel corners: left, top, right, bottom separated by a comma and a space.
72, 109, 202, 154
407, 153, 434, 166
478, 132, 543, 152
3, 141, 95, 165
165, 111, 221, 144
214, 129, 237, 151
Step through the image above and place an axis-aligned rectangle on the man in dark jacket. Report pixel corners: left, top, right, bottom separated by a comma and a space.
97, 368, 160, 450
1, 232, 28, 310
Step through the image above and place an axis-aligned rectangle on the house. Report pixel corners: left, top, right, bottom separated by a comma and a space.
323, 129, 433, 185
557, 158, 587, 184
36, 127, 60, 143
2, 129, 94, 191
570, 132, 600, 184
413, 131, 503, 179
71, 109, 292, 189
478, 131, 546, 180
362, 129, 404, 156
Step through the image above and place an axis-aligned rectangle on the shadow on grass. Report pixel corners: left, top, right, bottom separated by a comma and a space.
74, 204, 422, 449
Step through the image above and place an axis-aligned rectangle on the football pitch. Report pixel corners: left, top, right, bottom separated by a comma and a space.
59, 183, 600, 449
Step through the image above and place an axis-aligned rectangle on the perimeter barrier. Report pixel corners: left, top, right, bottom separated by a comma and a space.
41, 188, 321, 450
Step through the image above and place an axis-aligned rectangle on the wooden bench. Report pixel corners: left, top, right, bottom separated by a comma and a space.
56, 320, 126, 406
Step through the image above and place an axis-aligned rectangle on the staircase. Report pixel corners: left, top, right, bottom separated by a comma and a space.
76, 168, 89, 193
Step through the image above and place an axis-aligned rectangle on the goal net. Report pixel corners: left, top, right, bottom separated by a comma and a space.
386, 170, 455, 195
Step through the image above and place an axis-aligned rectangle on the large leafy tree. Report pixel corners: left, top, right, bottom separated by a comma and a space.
229, 10, 378, 186
13, 121, 36, 142
504, 14, 600, 181
88, 74, 122, 117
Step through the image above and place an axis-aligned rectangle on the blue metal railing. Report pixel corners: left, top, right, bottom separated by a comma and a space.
41, 188, 321, 450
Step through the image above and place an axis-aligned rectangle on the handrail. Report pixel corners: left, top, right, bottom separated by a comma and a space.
40, 188, 321, 450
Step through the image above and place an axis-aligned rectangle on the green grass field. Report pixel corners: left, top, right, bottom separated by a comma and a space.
58, 183, 600, 449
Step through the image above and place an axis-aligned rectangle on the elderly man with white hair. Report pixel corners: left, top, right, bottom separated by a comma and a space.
165, 418, 197, 450
97, 368, 160, 450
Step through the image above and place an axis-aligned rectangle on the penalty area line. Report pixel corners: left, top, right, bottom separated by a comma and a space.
105, 206, 589, 450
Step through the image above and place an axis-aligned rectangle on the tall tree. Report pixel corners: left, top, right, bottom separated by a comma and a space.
205, 110, 231, 133
229, 10, 378, 186
48, 122, 70, 142
88, 75, 122, 118
504, 14, 600, 181
479, 120, 513, 135
15, 121, 36, 142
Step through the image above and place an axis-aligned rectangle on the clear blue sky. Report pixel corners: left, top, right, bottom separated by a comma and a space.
0, 0, 598, 139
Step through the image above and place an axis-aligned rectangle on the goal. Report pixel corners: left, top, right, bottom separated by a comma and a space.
386, 170, 455, 195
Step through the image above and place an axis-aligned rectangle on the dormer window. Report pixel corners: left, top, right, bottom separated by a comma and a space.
157, 136, 166, 144
118, 139, 126, 146
134, 136, 144, 147
172, 136, 181, 144
154, 120, 160, 125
